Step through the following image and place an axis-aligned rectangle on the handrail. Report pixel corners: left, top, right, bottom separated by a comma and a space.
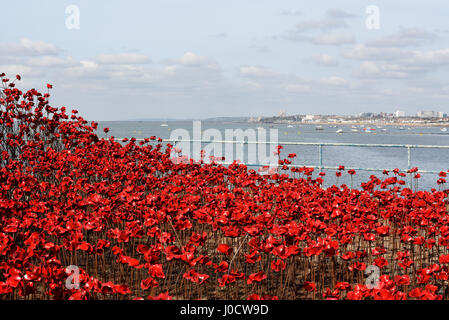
150, 138, 449, 149
118, 138, 449, 175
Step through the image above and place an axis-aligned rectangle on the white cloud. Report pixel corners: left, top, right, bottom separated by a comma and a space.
239, 66, 276, 77
0, 39, 59, 56
249, 44, 270, 53
312, 32, 355, 45
410, 48, 449, 66
27, 56, 77, 68
280, 9, 302, 17
353, 61, 412, 79
279, 9, 357, 46
325, 8, 358, 19
367, 28, 437, 48
294, 8, 356, 33
64, 60, 100, 78
295, 19, 347, 33
285, 84, 310, 93
208, 33, 228, 38
343, 44, 412, 61
80, 60, 99, 69
313, 54, 339, 66
346, 45, 449, 79
165, 52, 220, 70
320, 76, 348, 86
381, 88, 394, 95
96, 53, 151, 65
0, 64, 43, 77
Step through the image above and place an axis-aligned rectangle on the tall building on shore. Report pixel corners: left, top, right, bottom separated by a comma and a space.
394, 110, 406, 117
416, 110, 446, 118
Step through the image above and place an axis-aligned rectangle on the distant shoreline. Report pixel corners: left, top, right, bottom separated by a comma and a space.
257, 121, 449, 128
99, 119, 449, 128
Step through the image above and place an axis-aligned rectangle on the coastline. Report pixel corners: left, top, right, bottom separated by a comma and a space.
254, 120, 449, 128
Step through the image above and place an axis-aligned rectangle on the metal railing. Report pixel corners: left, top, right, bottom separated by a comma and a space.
125, 138, 449, 174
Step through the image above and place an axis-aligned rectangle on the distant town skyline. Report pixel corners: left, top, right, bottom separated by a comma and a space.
2, 1, 449, 120
272, 109, 448, 118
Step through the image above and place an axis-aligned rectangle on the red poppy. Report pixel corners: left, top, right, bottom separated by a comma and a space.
303, 281, 316, 292
217, 244, 233, 256
141, 277, 159, 290
247, 271, 267, 284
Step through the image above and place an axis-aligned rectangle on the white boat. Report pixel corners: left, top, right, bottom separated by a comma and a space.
287, 125, 293, 128
336, 129, 343, 133
441, 128, 448, 132
315, 125, 324, 131
351, 128, 358, 132
160, 123, 168, 127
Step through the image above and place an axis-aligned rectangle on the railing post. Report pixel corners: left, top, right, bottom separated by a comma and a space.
407, 146, 411, 189
407, 146, 411, 170
319, 144, 323, 171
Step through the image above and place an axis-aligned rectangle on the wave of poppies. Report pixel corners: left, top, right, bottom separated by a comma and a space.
0, 74, 449, 300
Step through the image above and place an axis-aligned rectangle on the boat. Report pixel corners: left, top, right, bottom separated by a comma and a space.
160, 123, 168, 127
351, 128, 358, 132
336, 129, 343, 134
287, 125, 293, 128
315, 125, 324, 131
441, 128, 448, 132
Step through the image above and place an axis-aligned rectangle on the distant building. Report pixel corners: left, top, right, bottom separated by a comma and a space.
417, 110, 437, 118
359, 112, 374, 118
303, 114, 315, 122
394, 110, 406, 117
278, 111, 287, 118
437, 111, 447, 118
380, 112, 393, 118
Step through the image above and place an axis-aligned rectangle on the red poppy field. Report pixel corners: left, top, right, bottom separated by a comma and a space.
1, 74, 449, 300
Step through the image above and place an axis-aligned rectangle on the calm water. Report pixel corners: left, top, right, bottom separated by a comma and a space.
97, 121, 449, 191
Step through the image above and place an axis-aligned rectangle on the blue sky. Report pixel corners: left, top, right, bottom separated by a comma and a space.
2, 1, 449, 120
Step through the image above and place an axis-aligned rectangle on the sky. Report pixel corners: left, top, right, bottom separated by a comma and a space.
1, 0, 449, 120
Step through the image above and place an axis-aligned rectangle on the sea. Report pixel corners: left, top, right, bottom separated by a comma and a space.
96, 120, 449, 191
